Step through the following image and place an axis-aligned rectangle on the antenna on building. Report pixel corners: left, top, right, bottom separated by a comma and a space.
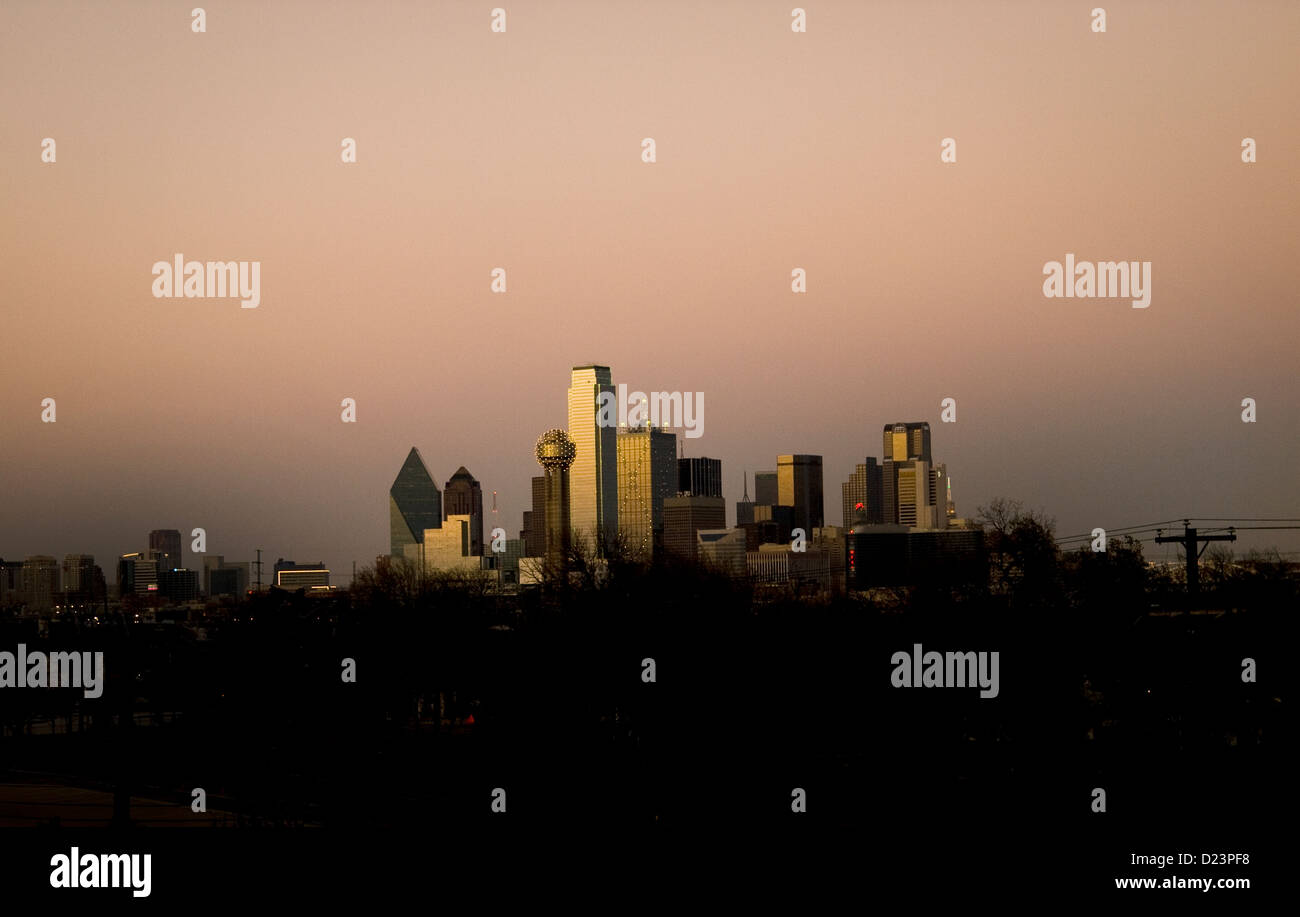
742, 471, 750, 502
254, 549, 262, 592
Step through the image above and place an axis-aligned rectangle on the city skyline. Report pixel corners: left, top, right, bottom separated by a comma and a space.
3, 1, 1297, 583
0, 2, 1290, 895
5, 376, 1297, 588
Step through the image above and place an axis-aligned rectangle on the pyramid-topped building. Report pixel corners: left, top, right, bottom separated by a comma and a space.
390, 447, 442, 558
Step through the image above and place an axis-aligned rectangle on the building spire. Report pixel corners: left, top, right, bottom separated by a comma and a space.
742, 470, 750, 501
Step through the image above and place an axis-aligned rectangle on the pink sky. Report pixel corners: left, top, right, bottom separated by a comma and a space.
2, 1, 1297, 580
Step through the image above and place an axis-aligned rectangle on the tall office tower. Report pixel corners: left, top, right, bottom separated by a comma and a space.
536, 429, 576, 564
567, 364, 618, 552
881, 422, 936, 526
882, 422, 933, 464
663, 495, 727, 559
61, 554, 96, 595
754, 472, 778, 506
524, 475, 547, 557
390, 447, 442, 558
443, 466, 484, 556
21, 555, 60, 610
678, 457, 723, 498
841, 459, 884, 527
616, 426, 677, 559
893, 460, 935, 527
777, 454, 825, 534
149, 529, 183, 571
735, 472, 755, 526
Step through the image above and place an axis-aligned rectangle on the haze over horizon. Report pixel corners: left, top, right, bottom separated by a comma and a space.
3, 0, 1297, 583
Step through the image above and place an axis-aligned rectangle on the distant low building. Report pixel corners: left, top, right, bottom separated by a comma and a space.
741, 505, 795, 548
21, 555, 60, 610
405, 515, 481, 573
747, 542, 836, 592
846, 524, 985, 588
697, 528, 746, 577
663, 495, 726, 560
208, 563, 249, 597
118, 553, 159, 596
158, 568, 199, 602
0, 559, 23, 606
273, 559, 330, 591
498, 538, 524, 585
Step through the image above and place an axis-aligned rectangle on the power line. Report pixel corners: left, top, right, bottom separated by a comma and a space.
1056, 521, 1181, 542
1181, 517, 1300, 523
1056, 518, 1300, 544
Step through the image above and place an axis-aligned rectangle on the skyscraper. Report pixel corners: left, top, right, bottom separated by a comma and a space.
678, 457, 723, 498
754, 472, 778, 506
881, 422, 939, 528
777, 454, 824, 534
442, 466, 484, 556
841, 458, 884, 527
616, 426, 677, 559
536, 429, 576, 565
893, 459, 933, 527
567, 364, 618, 552
390, 447, 442, 558
523, 475, 547, 557
882, 422, 932, 464
149, 529, 183, 571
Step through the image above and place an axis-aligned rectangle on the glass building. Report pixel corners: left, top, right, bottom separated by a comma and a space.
567, 365, 618, 554
617, 426, 677, 560
390, 447, 442, 558
777, 454, 825, 534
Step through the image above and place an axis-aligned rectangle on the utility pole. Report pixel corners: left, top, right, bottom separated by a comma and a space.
1155, 521, 1236, 594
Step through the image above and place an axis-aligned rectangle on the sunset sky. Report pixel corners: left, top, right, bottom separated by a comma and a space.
3, 0, 1297, 580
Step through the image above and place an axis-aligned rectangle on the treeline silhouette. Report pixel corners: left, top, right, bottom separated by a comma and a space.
0, 500, 1289, 839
